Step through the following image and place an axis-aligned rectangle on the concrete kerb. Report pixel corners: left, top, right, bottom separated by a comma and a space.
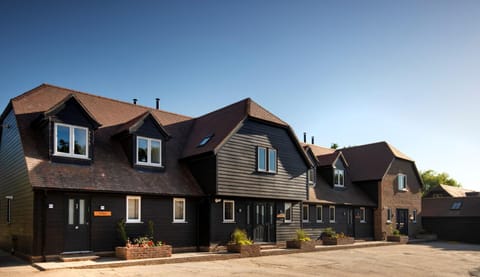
32, 241, 401, 271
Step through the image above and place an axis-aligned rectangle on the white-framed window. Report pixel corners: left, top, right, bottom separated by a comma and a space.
257, 146, 277, 173
316, 205, 323, 223
54, 123, 89, 159
329, 206, 335, 223
360, 207, 366, 223
5, 196, 13, 224
284, 202, 292, 223
412, 209, 417, 223
386, 208, 392, 223
173, 198, 186, 223
126, 196, 141, 223
302, 204, 309, 223
136, 136, 162, 167
308, 168, 315, 186
334, 169, 344, 187
223, 200, 235, 223
398, 174, 407, 191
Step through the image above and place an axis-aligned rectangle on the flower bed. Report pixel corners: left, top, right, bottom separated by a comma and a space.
115, 245, 172, 260
322, 236, 355, 245
286, 240, 316, 250
226, 244, 261, 257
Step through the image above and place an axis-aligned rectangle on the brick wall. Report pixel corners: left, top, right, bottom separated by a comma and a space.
115, 245, 172, 260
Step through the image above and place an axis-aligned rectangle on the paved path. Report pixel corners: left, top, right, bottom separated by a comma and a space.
1, 242, 480, 276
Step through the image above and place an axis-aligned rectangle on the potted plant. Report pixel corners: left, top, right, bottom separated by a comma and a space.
386, 228, 409, 243
115, 219, 172, 260
321, 227, 354, 245
286, 229, 316, 250
226, 228, 261, 257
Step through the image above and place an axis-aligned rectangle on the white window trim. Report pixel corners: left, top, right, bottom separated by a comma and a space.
136, 136, 163, 167
257, 147, 267, 172
386, 208, 392, 223
308, 168, 316, 186
173, 198, 186, 223
53, 123, 89, 159
267, 148, 277, 173
360, 207, 366, 223
329, 205, 336, 223
316, 205, 323, 223
284, 202, 292, 223
223, 200, 235, 223
398, 174, 408, 191
334, 169, 344, 187
302, 204, 309, 223
126, 196, 142, 223
412, 209, 417, 224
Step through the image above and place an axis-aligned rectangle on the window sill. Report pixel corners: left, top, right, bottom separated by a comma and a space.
284, 221, 292, 224
222, 221, 236, 224
302, 220, 309, 223
398, 189, 408, 192
316, 220, 323, 223
136, 162, 164, 168
386, 220, 392, 224
173, 221, 188, 224
329, 221, 336, 223
126, 221, 143, 224
360, 220, 366, 223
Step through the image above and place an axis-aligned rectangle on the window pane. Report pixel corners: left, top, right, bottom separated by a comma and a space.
258, 147, 266, 171
174, 199, 184, 220
285, 203, 291, 221
224, 201, 234, 221
128, 198, 139, 220
330, 207, 335, 221
317, 206, 322, 221
151, 140, 161, 164
137, 138, 148, 162
57, 125, 70, 153
256, 205, 259, 224
268, 149, 277, 172
246, 205, 250, 225
74, 128, 87, 155
303, 205, 308, 221
79, 199, 85, 225
68, 199, 74, 225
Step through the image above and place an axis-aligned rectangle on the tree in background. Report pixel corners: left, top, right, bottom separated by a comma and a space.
421, 169, 461, 192
330, 143, 339, 149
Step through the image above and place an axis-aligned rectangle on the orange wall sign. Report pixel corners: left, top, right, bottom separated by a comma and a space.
94, 211, 112, 217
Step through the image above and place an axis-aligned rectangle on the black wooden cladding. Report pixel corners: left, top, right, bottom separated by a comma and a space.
188, 156, 217, 195
217, 120, 308, 200
423, 217, 480, 244
0, 110, 35, 257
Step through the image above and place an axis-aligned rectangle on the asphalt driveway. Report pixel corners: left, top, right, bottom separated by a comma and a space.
1, 242, 480, 277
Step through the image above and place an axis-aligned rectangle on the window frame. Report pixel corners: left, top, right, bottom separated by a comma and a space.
173, 198, 186, 223
302, 204, 309, 223
308, 168, 316, 186
257, 146, 277, 174
360, 207, 366, 223
329, 205, 336, 223
6, 196, 13, 224
316, 205, 323, 223
386, 208, 392, 223
334, 169, 345, 187
284, 202, 292, 223
126, 196, 142, 223
53, 123, 89, 159
136, 136, 163, 167
268, 148, 277, 173
223, 200, 235, 223
257, 146, 267, 172
398, 174, 407, 191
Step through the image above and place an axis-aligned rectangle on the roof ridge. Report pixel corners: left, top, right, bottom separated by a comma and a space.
193, 98, 250, 120
13, 83, 193, 120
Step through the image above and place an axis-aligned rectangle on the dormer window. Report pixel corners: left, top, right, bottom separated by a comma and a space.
398, 174, 407, 191
308, 168, 316, 186
334, 169, 344, 187
257, 146, 277, 173
136, 136, 162, 167
54, 123, 89, 159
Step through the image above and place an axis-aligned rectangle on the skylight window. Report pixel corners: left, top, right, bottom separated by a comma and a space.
198, 134, 213, 147
450, 201, 462, 210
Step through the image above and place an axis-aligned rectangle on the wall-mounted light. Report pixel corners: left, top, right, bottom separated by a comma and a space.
214, 198, 222, 203
100, 205, 105, 211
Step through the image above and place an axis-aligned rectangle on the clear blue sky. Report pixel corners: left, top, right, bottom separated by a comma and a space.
1, 0, 479, 190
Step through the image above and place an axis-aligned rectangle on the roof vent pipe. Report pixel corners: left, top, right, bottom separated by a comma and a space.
311, 136, 315, 145
303, 132, 307, 143
133, 98, 138, 105
155, 98, 160, 109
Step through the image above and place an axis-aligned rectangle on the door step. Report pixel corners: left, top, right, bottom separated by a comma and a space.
60, 253, 100, 262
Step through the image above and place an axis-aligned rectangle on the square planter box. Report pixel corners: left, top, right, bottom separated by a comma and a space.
286, 240, 316, 250
226, 244, 261, 257
322, 237, 355, 245
387, 235, 409, 244
115, 245, 172, 260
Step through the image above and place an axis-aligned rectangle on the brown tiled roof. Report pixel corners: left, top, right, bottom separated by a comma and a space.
182, 98, 291, 159
11, 84, 203, 196
301, 143, 335, 156
426, 184, 474, 198
422, 197, 480, 217
307, 180, 376, 207
340, 141, 414, 182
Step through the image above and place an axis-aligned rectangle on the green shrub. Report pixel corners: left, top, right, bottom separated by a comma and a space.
231, 228, 253, 245
322, 227, 336, 238
295, 229, 311, 242
117, 219, 128, 244
392, 228, 401, 236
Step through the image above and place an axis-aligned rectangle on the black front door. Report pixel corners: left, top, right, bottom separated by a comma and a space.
64, 196, 91, 253
252, 202, 275, 242
346, 207, 354, 237
396, 209, 409, 235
